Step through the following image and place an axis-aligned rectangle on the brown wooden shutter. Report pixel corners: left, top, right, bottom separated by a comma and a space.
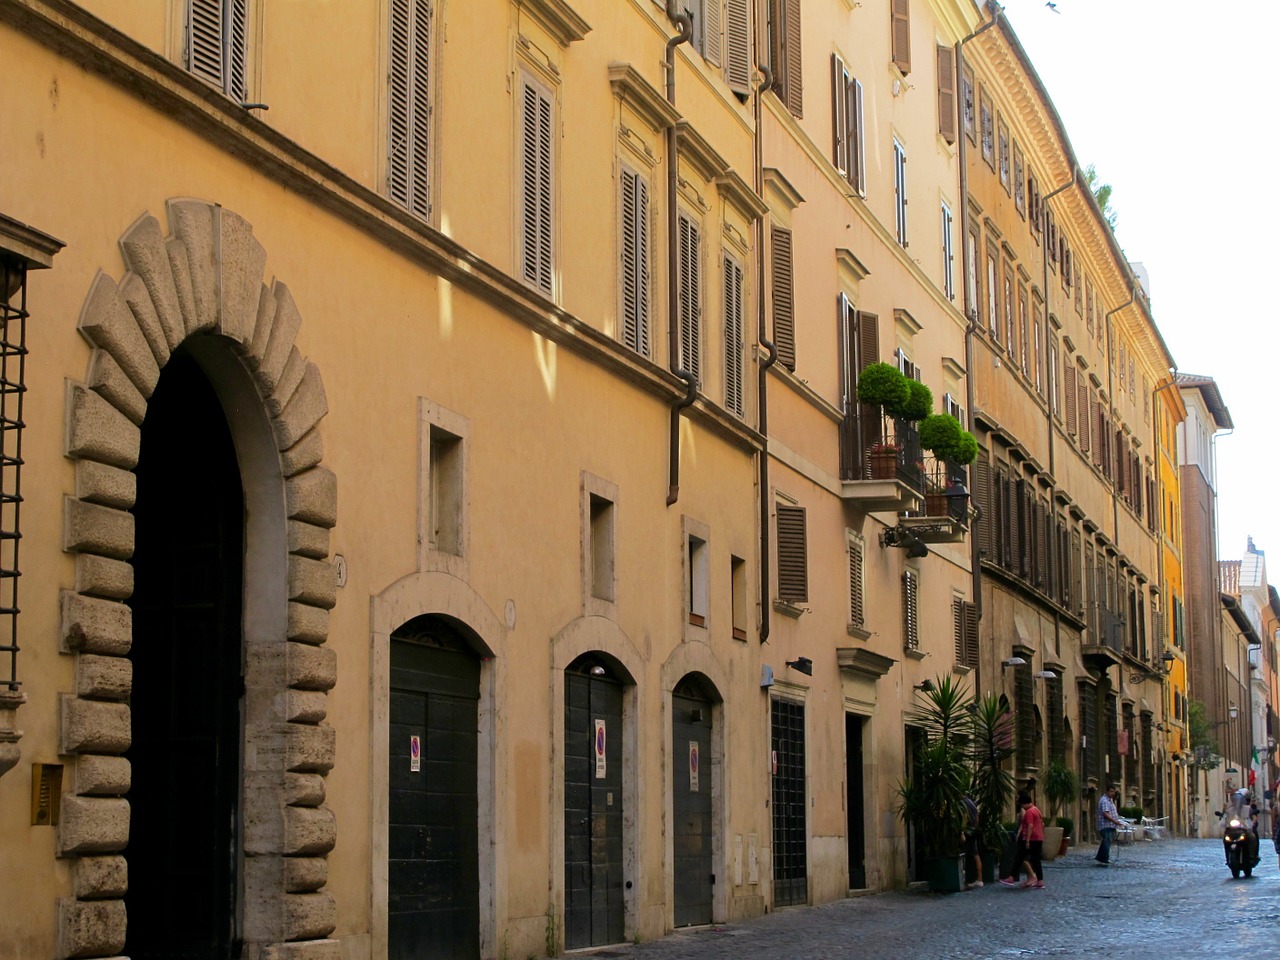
1035, 498, 1048, 587
953, 597, 965, 663
832, 54, 847, 173
771, 226, 796, 371
849, 78, 865, 193
678, 213, 702, 380
776, 504, 808, 603
784, 0, 804, 117
520, 78, 554, 294
856, 311, 882, 459
723, 253, 745, 417
620, 167, 650, 355
1064, 363, 1078, 436
936, 44, 955, 144
849, 537, 864, 627
1071, 529, 1083, 616
902, 570, 919, 652
189, 0, 226, 88
891, 0, 911, 75
963, 600, 979, 667
724, 0, 752, 94
227, 0, 247, 99
972, 451, 993, 560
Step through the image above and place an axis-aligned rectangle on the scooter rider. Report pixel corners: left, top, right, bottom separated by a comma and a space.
1224, 788, 1260, 866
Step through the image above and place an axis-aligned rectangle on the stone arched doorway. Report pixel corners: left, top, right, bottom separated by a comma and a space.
56, 200, 338, 960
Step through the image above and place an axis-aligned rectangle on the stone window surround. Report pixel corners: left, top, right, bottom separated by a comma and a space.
57, 199, 338, 960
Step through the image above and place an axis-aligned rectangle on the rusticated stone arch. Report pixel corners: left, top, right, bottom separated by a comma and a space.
57, 199, 339, 960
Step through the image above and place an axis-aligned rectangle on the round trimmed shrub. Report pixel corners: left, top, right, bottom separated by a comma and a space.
890, 378, 934, 421
952, 430, 980, 465
919, 413, 962, 455
856, 362, 910, 410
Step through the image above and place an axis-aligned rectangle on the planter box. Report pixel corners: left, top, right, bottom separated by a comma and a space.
869, 447, 899, 479
925, 854, 965, 893
1041, 826, 1063, 862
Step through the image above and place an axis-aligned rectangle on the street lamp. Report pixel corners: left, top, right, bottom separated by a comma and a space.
1127, 651, 1176, 684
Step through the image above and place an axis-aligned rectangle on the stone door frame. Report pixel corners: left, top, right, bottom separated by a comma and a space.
57, 199, 339, 960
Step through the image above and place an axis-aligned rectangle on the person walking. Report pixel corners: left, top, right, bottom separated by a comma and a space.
1271, 792, 1280, 870
1000, 792, 1045, 888
962, 794, 983, 889
1095, 784, 1123, 865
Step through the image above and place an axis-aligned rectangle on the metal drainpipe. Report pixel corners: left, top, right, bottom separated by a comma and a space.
955, 6, 1002, 683
756, 63, 778, 644
664, 8, 696, 506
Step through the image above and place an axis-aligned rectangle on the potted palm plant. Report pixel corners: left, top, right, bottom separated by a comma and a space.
1042, 759, 1079, 856
967, 693, 1015, 883
898, 676, 972, 892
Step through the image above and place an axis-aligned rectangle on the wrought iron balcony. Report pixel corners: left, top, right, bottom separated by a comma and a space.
839, 413, 925, 512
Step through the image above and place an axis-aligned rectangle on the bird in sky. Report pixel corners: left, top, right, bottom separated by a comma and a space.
1046, 1, 1061, 11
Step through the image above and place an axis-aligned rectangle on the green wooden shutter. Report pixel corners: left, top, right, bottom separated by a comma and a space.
771, 226, 796, 371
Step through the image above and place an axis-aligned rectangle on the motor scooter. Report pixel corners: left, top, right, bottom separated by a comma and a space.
1216, 812, 1258, 878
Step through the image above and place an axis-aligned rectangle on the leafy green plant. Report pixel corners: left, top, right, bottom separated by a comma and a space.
898, 676, 974, 858
889, 378, 933, 421
919, 413, 962, 456
1042, 758, 1079, 821
1055, 816, 1074, 837
967, 692, 1015, 856
950, 430, 979, 465
856, 362, 910, 410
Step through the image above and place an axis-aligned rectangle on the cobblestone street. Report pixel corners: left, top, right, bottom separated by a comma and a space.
601, 840, 1280, 959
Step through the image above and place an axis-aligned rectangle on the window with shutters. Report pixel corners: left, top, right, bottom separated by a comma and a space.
770, 226, 795, 371
893, 138, 908, 247
936, 45, 955, 144
731, 555, 748, 641
941, 202, 955, 300
1046, 674, 1065, 764
890, 0, 911, 75
1075, 264, 1084, 314
965, 224, 980, 322
847, 532, 866, 631
1085, 277, 1094, 336
1003, 267, 1014, 356
768, 0, 803, 118
979, 86, 995, 169
831, 56, 865, 195
619, 165, 651, 356
1017, 284, 1030, 376
902, 570, 919, 653
953, 597, 978, 668
722, 0, 752, 95
1064, 361, 1078, 436
1014, 660, 1036, 771
972, 450, 993, 560
943, 393, 965, 425
678, 211, 703, 382
388, 0, 433, 219
776, 502, 808, 605
186, 0, 249, 99
685, 0, 720, 63
1028, 171, 1041, 237
962, 64, 976, 143
986, 248, 999, 342
842, 307, 882, 479
518, 72, 556, 297
1013, 142, 1026, 217
1080, 681, 1099, 784
1071, 529, 1082, 618
1049, 337, 1060, 418
997, 117, 1011, 194
723, 251, 746, 418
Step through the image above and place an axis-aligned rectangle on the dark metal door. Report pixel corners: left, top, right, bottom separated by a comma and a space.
564, 668, 624, 948
388, 630, 480, 960
672, 689, 713, 926
126, 351, 244, 960
845, 714, 866, 889
770, 698, 807, 907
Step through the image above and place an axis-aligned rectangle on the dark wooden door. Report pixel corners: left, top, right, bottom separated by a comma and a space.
126, 350, 244, 960
771, 698, 807, 907
388, 632, 480, 960
672, 689, 713, 927
564, 668, 624, 948
845, 714, 866, 889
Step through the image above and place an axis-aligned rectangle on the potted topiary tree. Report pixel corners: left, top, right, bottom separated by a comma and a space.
919, 413, 963, 515
898, 676, 973, 892
856, 362, 911, 478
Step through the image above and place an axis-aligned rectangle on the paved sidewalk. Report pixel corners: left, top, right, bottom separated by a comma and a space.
594, 839, 1280, 959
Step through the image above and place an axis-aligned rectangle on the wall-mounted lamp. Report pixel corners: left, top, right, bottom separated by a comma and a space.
589, 665, 607, 676
1033, 670, 1057, 680
913, 679, 935, 692
785, 657, 813, 677
1002, 657, 1027, 669
1128, 651, 1176, 684
1229, 703, 1239, 720
880, 525, 929, 558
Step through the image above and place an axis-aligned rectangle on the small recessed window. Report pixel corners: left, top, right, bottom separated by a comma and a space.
429, 425, 463, 556
589, 494, 615, 602
731, 555, 748, 641
688, 534, 709, 627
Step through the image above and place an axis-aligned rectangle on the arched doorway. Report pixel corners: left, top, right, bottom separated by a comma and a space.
126, 348, 245, 959
564, 652, 627, 949
672, 673, 716, 927
388, 615, 482, 960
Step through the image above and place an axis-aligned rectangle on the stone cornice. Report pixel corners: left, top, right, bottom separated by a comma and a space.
514, 0, 591, 46
0, 212, 65, 268
715, 170, 769, 221
608, 62, 680, 131
676, 120, 730, 182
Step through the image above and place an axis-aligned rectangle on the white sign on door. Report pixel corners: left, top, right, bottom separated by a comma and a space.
409, 735, 421, 773
689, 741, 700, 792
594, 719, 607, 779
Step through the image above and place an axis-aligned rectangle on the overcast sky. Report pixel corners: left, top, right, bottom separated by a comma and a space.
999, 0, 1278, 568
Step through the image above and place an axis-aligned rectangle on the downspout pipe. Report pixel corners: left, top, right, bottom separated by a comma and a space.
955, 5, 1002, 679
756, 63, 779, 643
664, 8, 695, 506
